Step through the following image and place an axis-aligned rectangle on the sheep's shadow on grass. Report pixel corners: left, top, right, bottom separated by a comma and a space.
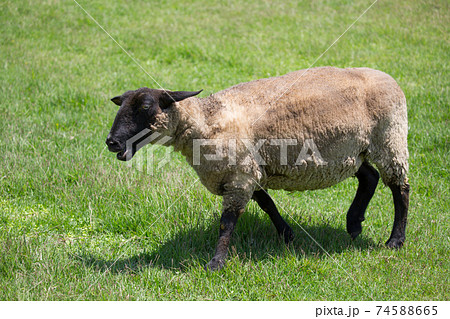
77, 211, 378, 274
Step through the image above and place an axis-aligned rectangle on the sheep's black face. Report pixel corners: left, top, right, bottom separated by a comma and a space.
106, 88, 202, 161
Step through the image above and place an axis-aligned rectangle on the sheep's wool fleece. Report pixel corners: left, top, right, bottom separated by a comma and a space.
163, 67, 408, 197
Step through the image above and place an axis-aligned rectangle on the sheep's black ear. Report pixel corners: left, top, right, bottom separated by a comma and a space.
111, 95, 122, 106
160, 90, 203, 108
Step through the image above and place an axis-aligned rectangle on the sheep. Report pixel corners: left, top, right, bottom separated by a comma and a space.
106, 66, 410, 271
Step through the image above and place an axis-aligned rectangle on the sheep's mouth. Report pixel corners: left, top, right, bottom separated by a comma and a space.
116, 149, 134, 161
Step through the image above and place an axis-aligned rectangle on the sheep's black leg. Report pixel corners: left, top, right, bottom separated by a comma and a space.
385, 183, 409, 249
205, 206, 238, 271
347, 162, 379, 239
252, 189, 294, 243
205, 192, 249, 271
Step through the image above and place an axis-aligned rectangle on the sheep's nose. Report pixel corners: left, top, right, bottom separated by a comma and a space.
106, 135, 120, 149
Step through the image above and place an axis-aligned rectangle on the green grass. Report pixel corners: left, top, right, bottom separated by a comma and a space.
0, 0, 448, 300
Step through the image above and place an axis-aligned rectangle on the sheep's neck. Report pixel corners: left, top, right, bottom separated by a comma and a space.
170, 98, 206, 156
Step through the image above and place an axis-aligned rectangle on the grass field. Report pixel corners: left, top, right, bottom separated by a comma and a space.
0, 0, 448, 300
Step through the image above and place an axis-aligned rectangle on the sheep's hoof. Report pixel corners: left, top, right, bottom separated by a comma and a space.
204, 257, 226, 271
385, 237, 404, 249
282, 228, 294, 244
347, 220, 363, 240
349, 229, 362, 240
